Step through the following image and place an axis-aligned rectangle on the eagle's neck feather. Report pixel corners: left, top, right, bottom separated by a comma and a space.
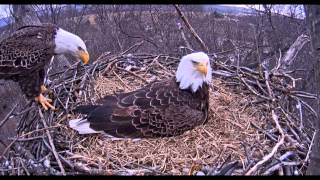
175, 63, 212, 93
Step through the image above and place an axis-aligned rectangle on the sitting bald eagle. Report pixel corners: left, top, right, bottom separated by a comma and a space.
0, 23, 89, 110
69, 52, 212, 138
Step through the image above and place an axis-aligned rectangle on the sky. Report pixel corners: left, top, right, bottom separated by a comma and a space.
0, 4, 9, 17
0, 4, 305, 19
222, 4, 248, 8
0, 4, 249, 17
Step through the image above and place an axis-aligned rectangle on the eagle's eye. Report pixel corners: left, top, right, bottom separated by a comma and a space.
191, 60, 199, 65
78, 46, 84, 51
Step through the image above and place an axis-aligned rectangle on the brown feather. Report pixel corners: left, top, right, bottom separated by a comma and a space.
75, 77, 209, 138
0, 23, 58, 98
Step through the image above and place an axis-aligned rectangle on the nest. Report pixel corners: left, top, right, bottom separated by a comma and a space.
0, 47, 317, 175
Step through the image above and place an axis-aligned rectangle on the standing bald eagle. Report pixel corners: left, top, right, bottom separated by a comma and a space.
69, 52, 212, 138
0, 23, 89, 110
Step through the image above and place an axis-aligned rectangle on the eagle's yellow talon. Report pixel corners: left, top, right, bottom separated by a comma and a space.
35, 94, 55, 111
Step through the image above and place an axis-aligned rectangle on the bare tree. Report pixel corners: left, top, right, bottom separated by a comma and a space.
33, 5, 64, 24
304, 5, 320, 175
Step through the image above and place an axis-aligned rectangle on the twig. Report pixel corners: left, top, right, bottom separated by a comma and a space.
150, 56, 174, 76
19, 158, 30, 176
64, 68, 78, 110
121, 41, 145, 55
12, 105, 35, 116
0, 137, 18, 160
296, 98, 318, 118
262, 161, 300, 175
116, 66, 149, 83
239, 77, 271, 101
0, 103, 18, 128
8, 136, 44, 142
38, 108, 66, 175
264, 71, 274, 100
174, 4, 208, 52
296, 99, 303, 130
177, 22, 193, 52
241, 143, 252, 168
112, 70, 131, 90
250, 122, 278, 142
272, 49, 282, 72
299, 130, 317, 171
245, 110, 285, 175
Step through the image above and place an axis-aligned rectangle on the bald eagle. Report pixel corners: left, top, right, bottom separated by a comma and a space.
69, 52, 212, 138
0, 23, 89, 110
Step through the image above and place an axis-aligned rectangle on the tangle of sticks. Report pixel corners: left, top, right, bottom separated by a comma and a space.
0, 41, 317, 175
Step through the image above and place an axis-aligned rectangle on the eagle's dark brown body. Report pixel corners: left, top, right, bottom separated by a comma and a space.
74, 77, 210, 138
0, 24, 58, 98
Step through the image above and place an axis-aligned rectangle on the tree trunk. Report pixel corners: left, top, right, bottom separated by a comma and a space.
0, 81, 26, 154
0, 5, 71, 154
280, 34, 310, 70
304, 5, 320, 175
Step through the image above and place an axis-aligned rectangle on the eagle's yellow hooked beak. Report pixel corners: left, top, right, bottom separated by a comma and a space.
79, 51, 90, 65
196, 62, 208, 76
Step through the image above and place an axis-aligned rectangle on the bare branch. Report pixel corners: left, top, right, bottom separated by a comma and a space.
300, 130, 318, 170
0, 104, 18, 128
38, 108, 66, 175
177, 22, 193, 52
245, 110, 285, 175
280, 34, 310, 70
174, 4, 209, 52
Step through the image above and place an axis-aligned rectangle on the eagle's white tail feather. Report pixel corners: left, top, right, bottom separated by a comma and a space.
68, 118, 100, 134
69, 119, 142, 141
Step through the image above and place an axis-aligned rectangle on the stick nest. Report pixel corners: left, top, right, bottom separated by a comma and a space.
0, 49, 317, 175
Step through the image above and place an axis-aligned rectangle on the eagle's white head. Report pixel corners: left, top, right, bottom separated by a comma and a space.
176, 52, 212, 92
54, 28, 90, 64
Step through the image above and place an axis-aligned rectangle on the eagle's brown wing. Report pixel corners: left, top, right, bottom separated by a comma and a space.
0, 24, 56, 77
0, 24, 57, 98
74, 78, 209, 138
